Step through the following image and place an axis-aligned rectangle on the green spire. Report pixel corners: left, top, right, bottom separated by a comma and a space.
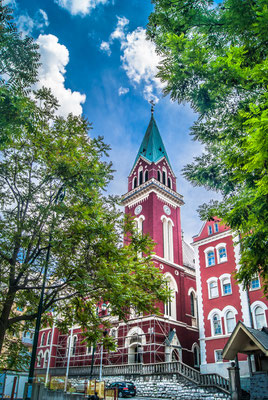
132, 115, 171, 169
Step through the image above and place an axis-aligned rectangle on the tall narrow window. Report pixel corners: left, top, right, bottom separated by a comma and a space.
162, 170, 166, 185
72, 336, 77, 356
43, 351, 49, 368
163, 274, 177, 319
254, 306, 265, 329
207, 251, 215, 266
214, 223, 219, 233
144, 170, 149, 182
190, 293, 195, 316
157, 170, 161, 182
41, 333, 45, 346
208, 226, 213, 235
213, 314, 222, 335
133, 177, 137, 189
226, 311, 236, 333
167, 177, 172, 188
209, 281, 218, 298
47, 331, 52, 345
162, 217, 174, 262
139, 170, 143, 185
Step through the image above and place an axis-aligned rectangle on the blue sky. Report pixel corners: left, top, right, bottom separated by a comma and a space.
7, 0, 219, 244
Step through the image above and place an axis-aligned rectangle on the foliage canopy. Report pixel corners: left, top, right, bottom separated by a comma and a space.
147, 0, 268, 294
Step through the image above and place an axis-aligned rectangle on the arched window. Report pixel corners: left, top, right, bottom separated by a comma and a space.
192, 344, 200, 367
162, 170, 166, 185
37, 351, 43, 367
254, 306, 265, 329
212, 314, 222, 335
40, 332, 45, 346
133, 176, 137, 189
135, 215, 145, 234
157, 170, 161, 182
208, 280, 218, 299
139, 169, 143, 185
207, 251, 215, 266
144, 170, 149, 182
164, 274, 178, 319
43, 350, 49, 368
222, 277, 232, 295
226, 311, 236, 333
72, 336, 77, 356
216, 243, 227, 263
190, 293, 195, 316
162, 217, 174, 262
47, 331, 52, 345
167, 177, 172, 188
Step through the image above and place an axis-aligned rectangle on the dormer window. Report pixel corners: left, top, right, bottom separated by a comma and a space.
214, 223, 219, 233
208, 226, 213, 235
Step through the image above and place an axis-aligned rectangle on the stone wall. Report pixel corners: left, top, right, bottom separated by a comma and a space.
250, 372, 268, 400
105, 375, 230, 400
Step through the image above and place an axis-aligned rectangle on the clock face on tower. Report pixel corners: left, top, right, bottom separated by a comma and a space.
163, 205, 171, 215
134, 205, 142, 215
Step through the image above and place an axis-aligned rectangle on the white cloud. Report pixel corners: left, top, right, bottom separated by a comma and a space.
100, 16, 129, 55
110, 16, 129, 41
55, 0, 109, 16
100, 41, 111, 56
120, 28, 163, 102
16, 9, 49, 37
118, 87, 129, 96
16, 13, 34, 36
3, 0, 16, 6
35, 34, 86, 117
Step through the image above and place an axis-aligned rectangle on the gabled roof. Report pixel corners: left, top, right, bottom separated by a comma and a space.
132, 115, 172, 170
223, 321, 268, 360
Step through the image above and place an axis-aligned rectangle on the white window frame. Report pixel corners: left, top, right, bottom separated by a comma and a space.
163, 273, 178, 320
208, 309, 223, 337
192, 343, 200, 367
207, 277, 219, 299
132, 176, 137, 189
208, 225, 213, 235
216, 243, 228, 264
219, 273, 232, 296
71, 335, 78, 356
43, 350, 49, 368
40, 332, 45, 346
86, 345, 93, 355
250, 276, 261, 291
37, 351, 43, 367
222, 306, 238, 334
47, 330, 52, 345
161, 216, 174, 262
134, 215, 145, 234
157, 169, 162, 182
214, 223, 219, 233
204, 247, 215, 267
215, 349, 223, 363
144, 169, 149, 182
251, 301, 267, 330
167, 176, 172, 189
162, 166, 167, 185
138, 166, 143, 186
188, 288, 197, 318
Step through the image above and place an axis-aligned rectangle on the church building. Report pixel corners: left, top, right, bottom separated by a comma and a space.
35, 111, 200, 376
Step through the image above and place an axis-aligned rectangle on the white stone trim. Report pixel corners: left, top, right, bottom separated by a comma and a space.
194, 244, 207, 364
251, 301, 268, 329
204, 246, 215, 268
191, 230, 231, 247
233, 235, 252, 327
215, 242, 228, 264
219, 273, 232, 296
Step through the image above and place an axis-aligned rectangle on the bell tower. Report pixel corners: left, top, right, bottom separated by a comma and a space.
122, 110, 184, 266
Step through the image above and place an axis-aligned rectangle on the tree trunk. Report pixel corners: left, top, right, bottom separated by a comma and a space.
0, 289, 16, 354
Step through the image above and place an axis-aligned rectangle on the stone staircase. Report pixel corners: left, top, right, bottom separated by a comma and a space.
106, 375, 231, 400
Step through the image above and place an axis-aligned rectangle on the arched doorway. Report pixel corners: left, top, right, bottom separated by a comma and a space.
128, 344, 142, 364
126, 327, 146, 364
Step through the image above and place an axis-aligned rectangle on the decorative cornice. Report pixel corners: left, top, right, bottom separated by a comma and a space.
191, 230, 231, 247
122, 178, 184, 208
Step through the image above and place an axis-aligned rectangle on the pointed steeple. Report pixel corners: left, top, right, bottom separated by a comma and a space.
132, 115, 171, 170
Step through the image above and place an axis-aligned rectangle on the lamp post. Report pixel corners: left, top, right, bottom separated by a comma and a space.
26, 187, 65, 399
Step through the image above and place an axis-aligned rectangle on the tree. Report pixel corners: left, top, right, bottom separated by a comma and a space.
147, 0, 268, 294
0, 90, 168, 358
0, 0, 40, 148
